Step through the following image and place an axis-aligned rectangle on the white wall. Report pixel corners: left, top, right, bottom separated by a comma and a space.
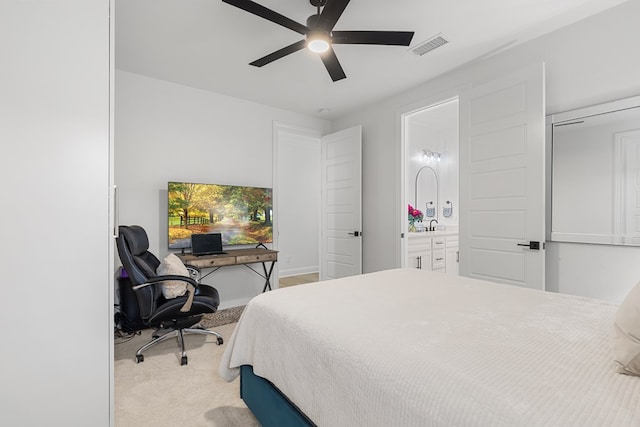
438, 127, 459, 227
333, 0, 640, 301
546, 241, 640, 302
0, 1, 111, 425
115, 70, 330, 307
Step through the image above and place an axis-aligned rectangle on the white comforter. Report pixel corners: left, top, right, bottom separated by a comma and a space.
220, 268, 640, 426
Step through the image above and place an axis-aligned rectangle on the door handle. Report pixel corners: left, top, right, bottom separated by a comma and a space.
517, 241, 540, 250
348, 231, 361, 237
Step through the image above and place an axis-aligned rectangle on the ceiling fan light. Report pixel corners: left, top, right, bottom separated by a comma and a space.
308, 39, 330, 53
307, 31, 330, 53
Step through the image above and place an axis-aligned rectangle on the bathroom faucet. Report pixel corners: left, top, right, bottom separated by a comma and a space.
429, 219, 438, 232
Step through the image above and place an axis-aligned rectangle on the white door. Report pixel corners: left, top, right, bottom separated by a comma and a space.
273, 123, 322, 281
459, 63, 546, 290
320, 126, 362, 280
618, 131, 640, 244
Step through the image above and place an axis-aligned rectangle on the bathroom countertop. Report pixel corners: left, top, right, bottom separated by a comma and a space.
408, 229, 458, 237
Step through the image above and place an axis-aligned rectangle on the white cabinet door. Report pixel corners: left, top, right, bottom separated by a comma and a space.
445, 234, 459, 275
446, 247, 459, 275
408, 247, 432, 269
407, 234, 431, 270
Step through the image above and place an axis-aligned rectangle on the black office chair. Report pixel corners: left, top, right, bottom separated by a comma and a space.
116, 225, 223, 365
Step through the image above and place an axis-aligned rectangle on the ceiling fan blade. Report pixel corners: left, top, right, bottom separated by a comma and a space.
320, 47, 347, 82
317, 0, 350, 31
249, 40, 307, 67
331, 31, 415, 46
222, 0, 309, 35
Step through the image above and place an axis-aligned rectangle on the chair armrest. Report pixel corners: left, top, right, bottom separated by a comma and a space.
132, 274, 199, 290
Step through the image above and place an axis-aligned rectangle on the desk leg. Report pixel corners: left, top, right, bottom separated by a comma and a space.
262, 261, 276, 292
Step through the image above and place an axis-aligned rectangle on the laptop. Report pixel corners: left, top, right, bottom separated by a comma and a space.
191, 233, 226, 256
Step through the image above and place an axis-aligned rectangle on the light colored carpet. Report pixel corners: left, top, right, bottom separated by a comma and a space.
114, 322, 259, 427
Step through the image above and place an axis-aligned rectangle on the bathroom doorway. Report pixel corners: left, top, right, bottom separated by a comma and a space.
401, 98, 459, 267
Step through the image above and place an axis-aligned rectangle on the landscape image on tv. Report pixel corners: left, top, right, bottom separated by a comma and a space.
168, 181, 273, 249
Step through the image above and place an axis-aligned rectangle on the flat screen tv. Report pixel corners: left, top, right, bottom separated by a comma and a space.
168, 181, 273, 250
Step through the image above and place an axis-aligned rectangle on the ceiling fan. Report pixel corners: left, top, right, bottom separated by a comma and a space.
221, 0, 415, 82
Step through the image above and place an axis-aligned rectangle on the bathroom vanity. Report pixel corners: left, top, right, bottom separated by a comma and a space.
407, 231, 458, 275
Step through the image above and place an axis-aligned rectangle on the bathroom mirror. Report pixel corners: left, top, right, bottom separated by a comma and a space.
415, 165, 439, 222
551, 96, 640, 246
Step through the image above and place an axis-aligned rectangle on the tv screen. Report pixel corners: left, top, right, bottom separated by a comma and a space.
168, 181, 273, 249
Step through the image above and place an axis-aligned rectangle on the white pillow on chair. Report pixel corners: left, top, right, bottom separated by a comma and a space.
156, 253, 189, 299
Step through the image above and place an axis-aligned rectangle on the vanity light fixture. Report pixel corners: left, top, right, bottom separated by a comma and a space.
422, 149, 442, 163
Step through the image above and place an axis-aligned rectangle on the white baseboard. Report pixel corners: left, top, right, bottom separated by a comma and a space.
279, 266, 319, 278
219, 297, 253, 310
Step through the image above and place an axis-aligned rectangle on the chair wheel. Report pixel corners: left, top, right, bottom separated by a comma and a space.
181, 356, 188, 366
136, 354, 144, 363
217, 337, 224, 345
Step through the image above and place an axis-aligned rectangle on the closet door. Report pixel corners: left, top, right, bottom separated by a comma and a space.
459, 63, 546, 290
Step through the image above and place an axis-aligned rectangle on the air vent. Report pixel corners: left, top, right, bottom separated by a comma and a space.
411, 35, 448, 56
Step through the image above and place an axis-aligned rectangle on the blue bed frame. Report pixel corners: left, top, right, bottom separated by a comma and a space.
240, 365, 315, 427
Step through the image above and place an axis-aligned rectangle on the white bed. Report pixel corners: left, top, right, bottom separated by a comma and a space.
220, 268, 640, 426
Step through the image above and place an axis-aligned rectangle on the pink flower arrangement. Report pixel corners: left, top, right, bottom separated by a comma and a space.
408, 204, 423, 225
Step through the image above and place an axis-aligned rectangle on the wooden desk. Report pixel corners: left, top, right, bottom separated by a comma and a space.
177, 248, 278, 292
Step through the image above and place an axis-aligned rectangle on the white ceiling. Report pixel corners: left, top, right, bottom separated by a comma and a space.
115, 0, 626, 120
